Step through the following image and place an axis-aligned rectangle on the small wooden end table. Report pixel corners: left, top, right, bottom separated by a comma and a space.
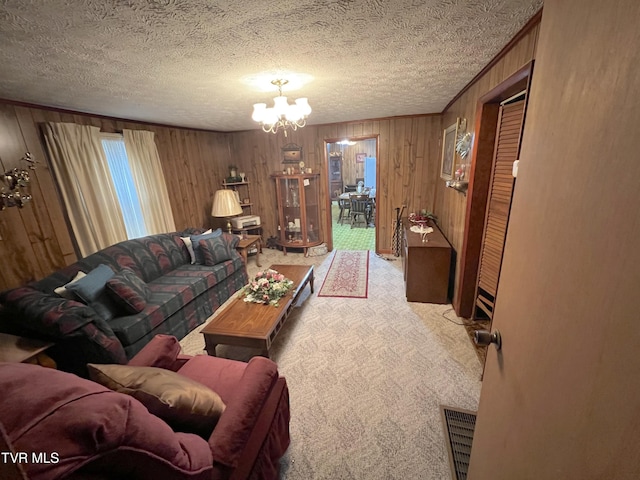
236, 235, 262, 267
201, 264, 314, 358
0, 332, 55, 366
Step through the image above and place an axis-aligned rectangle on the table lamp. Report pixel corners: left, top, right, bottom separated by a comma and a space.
211, 189, 243, 233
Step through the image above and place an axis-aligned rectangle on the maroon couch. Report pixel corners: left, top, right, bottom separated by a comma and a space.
0, 335, 290, 480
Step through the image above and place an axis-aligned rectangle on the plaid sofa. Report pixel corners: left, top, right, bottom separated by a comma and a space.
0, 230, 248, 376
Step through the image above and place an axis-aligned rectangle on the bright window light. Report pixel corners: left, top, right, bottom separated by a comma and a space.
101, 135, 148, 239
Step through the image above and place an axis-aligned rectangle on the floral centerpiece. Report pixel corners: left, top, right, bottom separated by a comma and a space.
243, 269, 294, 307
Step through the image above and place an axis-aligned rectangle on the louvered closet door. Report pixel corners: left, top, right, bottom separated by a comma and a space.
475, 98, 525, 319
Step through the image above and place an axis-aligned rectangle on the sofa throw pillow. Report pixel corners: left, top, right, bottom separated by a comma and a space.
66, 264, 121, 321
190, 229, 223, 265
181, 229, 212, 264
87, 364, 226, 437
54, 271, 86, 299
66, 264, 114, 302
199, 236, 233, 266
106, 267, 151, 314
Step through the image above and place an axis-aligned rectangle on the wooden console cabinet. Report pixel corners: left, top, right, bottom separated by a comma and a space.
401, 219, 452, 303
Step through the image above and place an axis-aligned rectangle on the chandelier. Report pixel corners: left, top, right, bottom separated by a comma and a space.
252, 79, 311, 136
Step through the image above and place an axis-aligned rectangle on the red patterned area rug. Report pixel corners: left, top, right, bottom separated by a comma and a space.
318, 250, 369, 298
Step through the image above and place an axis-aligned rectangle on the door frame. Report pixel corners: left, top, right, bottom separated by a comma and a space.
323, 135, 379, 252
453, 61, 534, 318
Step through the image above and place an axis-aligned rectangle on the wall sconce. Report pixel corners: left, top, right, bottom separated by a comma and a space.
1, 152, 37, 210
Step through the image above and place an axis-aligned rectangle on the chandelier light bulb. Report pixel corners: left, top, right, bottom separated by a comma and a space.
295, 98, 311, 116
286, 105, 302, 121
252, 103, 267, 122
273, 95, 289, 115
251, 78, 312, 136
263, 108, 279, 125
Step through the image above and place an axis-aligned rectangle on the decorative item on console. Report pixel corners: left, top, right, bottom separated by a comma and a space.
1, 152, 37, 210
408, 211, 437, 227
408, 212, 435, 242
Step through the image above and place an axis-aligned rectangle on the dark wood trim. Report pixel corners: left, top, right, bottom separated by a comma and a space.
0, 98, 230, 134
453, 61, 534, 318
478, 61, 534, 105
324, 140, 334, 252
232, 113, 441, 135
323, 134, 380, 252
453, 103, 499, 318
443, 8, 542, 113
323, 135, 380, 144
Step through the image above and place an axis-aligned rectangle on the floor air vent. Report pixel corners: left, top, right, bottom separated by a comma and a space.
440, 405, 477, 480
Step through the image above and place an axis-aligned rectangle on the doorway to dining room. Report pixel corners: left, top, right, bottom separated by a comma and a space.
325, 136, 378, 252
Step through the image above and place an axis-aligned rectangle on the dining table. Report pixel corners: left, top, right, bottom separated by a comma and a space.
338, 190, 376, 226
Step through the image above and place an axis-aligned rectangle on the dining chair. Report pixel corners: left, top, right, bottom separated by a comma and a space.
350, 194, 370, 228
368, 189, 376, 226
338, 196, 351, 225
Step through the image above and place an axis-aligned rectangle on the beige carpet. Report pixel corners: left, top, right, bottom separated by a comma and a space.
180, 248, 482, 479
318, 250, 369, 298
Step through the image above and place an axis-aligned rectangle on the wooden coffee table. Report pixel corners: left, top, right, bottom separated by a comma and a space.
201, 264, 314, 358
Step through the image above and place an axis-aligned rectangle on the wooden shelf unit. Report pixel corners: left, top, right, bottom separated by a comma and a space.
222, 180, 262, 236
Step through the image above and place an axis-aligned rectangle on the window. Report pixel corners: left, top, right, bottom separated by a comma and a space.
100, 134, 148, 239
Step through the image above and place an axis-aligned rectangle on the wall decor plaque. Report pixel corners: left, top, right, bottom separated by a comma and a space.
282, 143, 302, 164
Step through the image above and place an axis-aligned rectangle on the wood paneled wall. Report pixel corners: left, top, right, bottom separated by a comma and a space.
0, 103, 232, 290
437, 20, 540, 302
328, 139, 377, 185
0, 15, 540, 300
229, 115, 443, 257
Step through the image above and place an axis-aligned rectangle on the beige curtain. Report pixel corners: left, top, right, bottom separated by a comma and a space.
123, 129, 176, 234
43, 122, 127, 256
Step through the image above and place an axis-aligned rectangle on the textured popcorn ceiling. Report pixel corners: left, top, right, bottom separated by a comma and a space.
0, 0, 542, 132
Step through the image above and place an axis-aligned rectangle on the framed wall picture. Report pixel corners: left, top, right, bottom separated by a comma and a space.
282, 143, 302, 164
356, 152, 366, 163
440, 120, 459, 180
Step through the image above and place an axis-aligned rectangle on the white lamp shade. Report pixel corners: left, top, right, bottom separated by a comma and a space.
285, 104, 302, 121
295, 98, 311, 116
211, 189, 243, 217
262, 107, 279, 125
250, 80, 312, 131
252, 103, 266, 122
273, 95, 289, 116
